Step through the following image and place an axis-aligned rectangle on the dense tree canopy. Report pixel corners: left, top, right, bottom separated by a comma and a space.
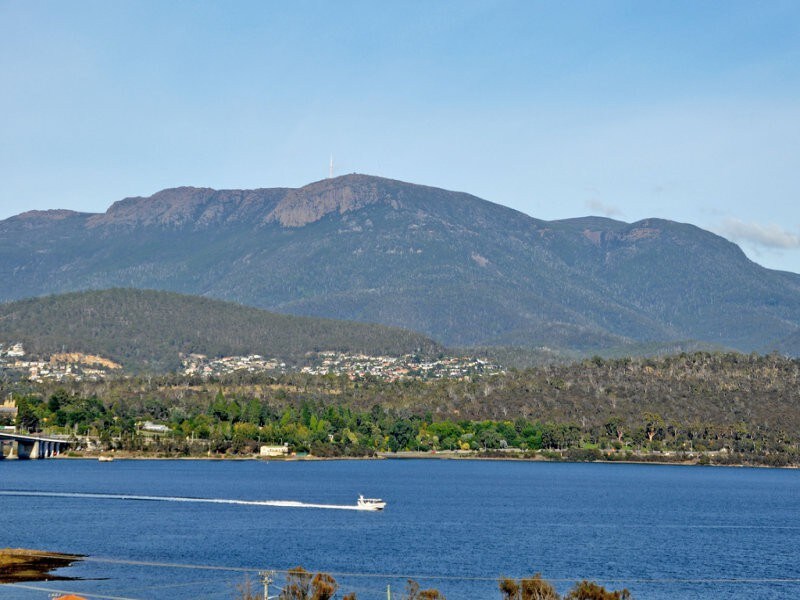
4, 352, 799, 466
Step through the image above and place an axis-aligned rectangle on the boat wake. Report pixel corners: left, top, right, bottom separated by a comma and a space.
0, 490, 365, 510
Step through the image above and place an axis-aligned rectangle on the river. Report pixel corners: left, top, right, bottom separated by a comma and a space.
1, 459, 798, 599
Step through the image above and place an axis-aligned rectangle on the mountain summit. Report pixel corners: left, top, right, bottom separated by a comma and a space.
2, 174, 799, 353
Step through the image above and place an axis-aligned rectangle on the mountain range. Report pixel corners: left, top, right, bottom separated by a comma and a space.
2, 174, 799, 354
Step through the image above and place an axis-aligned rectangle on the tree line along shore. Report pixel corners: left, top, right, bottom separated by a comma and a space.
3, 352, 799, 467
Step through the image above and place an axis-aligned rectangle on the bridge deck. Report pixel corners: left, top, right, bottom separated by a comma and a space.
0, 432, 72, 443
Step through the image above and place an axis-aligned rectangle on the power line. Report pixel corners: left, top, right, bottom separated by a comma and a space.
124, 579, 221, 592
85, 555, 256, 574
14, 551, 800, 587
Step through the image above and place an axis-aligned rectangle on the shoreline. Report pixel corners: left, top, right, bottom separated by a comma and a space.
0, 548, 83, 584
19, 449, 797, 469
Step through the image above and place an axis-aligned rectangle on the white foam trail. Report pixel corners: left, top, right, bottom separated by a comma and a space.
0, 490, 364, 510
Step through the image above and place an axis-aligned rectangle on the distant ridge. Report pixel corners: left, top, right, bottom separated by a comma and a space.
2, 174, 800, 354
0, 289, 441, 372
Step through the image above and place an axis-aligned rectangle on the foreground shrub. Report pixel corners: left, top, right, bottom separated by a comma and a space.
500, 575, 632, 600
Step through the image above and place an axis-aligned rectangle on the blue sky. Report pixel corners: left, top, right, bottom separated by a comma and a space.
2, 0, 799, 272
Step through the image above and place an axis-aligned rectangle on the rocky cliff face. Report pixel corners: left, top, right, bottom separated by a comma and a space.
2, 174, 800, 353
266, 176, 396, 227
85, 187, 288, 229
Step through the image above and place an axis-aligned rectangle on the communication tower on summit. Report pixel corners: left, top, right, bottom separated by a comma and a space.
329, 154, 334, 178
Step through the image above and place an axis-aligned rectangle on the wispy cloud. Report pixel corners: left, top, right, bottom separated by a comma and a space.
585, 199, 624, 218
719, 218, 800, 249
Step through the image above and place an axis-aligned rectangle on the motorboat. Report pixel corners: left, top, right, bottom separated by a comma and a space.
357, 494, 386, 511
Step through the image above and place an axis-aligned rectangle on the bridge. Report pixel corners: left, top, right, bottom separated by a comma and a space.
0, 432, 72, 459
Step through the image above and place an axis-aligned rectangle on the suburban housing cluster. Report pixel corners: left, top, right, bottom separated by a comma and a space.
181, 353, 288, 377
298, 351, 502, 380
1, 343, 502, 382
0, 343, 122, 382
182, 351, 502, 380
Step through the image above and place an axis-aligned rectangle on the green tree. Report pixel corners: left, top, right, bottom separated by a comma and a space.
47, 388, 69, 413
242, 398, 263, 425
389, 419, 415, 452
643, 412, 665, 443
15, 396, 40, 432
604, 417, 625, 443
210, 390, 228, 421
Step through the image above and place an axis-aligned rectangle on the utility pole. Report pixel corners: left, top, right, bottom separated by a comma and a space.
260, 570, 275, 600
387, 584, 391, 600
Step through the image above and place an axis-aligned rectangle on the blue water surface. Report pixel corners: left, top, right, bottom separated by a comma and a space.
1, 459, 798, 599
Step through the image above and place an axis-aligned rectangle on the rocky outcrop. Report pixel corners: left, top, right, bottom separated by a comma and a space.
266, 177, 386, 227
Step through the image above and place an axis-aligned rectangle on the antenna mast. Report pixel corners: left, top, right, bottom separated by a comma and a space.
329, 154, 334, 178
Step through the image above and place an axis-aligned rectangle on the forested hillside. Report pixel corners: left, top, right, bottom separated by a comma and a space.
0, 289, 440, 372
9, 352, 799, 465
